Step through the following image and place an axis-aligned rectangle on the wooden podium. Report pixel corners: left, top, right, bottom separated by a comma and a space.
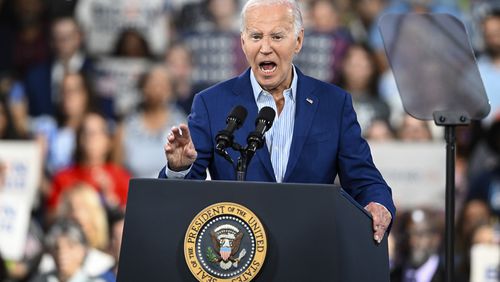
117, 179, 390, 282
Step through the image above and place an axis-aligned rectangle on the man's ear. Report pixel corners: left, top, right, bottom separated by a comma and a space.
295, 29, 304, 54
240, 33, 247, 55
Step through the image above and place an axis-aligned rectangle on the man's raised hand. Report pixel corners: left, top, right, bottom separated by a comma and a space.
164, 124, 197, 171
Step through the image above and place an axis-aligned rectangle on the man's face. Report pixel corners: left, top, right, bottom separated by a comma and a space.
407, 221, 440, 267
310, 0, 339, 32
483, 16, 500, 57
52, 19, 81, 60
241, 4, 303, 94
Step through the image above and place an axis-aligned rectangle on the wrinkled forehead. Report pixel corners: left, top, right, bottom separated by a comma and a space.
243, 3, 294, 32
245, 0, 295, 12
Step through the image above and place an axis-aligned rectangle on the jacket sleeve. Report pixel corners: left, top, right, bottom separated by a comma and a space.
336, 93, 396, 221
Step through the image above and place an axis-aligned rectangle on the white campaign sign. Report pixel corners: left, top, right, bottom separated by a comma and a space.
470, 244, 499, 282
76, 0, 168, 56
93, 57, 151, 116
0, 195, 31, 261
369, 141, 446, 210
0, 141, 41, 260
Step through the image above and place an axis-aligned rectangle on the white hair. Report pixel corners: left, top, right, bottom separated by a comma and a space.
240, 0, 303, 37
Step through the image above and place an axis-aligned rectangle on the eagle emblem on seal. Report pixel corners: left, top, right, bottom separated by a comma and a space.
206, 224, 247, 270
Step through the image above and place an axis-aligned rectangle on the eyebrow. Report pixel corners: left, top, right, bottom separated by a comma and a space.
270, 31, 286, 36
248, 30, 262, 35
246, 29, 288, 35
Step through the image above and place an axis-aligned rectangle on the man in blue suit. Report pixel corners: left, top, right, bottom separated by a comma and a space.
161, 0, 395, 243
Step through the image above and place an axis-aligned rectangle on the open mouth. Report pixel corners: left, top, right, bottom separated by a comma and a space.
259, 61, 277, 74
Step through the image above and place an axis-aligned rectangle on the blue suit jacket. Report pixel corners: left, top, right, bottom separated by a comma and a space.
159, 68, 396, 217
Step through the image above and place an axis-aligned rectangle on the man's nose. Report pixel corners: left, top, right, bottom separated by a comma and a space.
259, 37, 273, 55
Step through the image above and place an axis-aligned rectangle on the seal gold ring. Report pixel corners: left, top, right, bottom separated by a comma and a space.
184, 202, 267, 281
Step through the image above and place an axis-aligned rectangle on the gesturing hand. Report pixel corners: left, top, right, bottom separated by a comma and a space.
365, 202, 392, 244
164, 124, 197, 171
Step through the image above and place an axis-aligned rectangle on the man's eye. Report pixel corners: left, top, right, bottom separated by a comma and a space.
251, 35, 261, 40
272, 35, 283, 41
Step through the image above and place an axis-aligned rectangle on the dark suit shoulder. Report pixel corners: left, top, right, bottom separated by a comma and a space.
25, 60, 51, 79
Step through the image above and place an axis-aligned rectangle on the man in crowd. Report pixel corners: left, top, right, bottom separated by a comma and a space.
391, 209, 444, 282
477, 8, 500, 125
24, 16, 92, 117
161, 0, 395, 243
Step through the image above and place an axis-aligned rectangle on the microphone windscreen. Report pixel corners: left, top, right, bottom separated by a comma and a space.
257, 106, 276, 124
229, 105, 248, 123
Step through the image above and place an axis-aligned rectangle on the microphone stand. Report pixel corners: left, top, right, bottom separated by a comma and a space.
236, 149, 249, 182
217, 142, 256, 182
216, 107, 274, 182
236, 146, 259, 182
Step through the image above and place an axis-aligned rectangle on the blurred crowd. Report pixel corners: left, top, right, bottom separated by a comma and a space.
0, 0, 499, 281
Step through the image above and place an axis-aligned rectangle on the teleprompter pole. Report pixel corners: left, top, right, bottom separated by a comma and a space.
444, 125, 455, 282
433, 111, 470, 282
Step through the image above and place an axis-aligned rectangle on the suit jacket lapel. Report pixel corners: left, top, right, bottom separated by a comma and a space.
232, 69, 276, 181
284, 70, 319, 182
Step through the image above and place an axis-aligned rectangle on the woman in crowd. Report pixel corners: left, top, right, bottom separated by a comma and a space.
338, 43, 390, 135
55, 184, 115, 278
113, 28, 153, 59
57, 184, 109, 251
44, 72, 95, 174
48, 112, 130, 214
114, 65, 186, 178
32, 219, 106, 282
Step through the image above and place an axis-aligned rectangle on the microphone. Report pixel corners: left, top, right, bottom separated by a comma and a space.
215, 105, 248, 152
247, 106, 276, 153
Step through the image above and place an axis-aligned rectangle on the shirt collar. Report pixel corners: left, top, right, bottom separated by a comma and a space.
405, 254, 440, 282
55, 52, 84, 69
250, 65, 298, 103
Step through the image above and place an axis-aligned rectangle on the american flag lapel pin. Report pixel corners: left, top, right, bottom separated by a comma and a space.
306, 98, 313, 104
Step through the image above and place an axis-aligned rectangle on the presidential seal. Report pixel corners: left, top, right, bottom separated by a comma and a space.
184, 202, 267, 282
